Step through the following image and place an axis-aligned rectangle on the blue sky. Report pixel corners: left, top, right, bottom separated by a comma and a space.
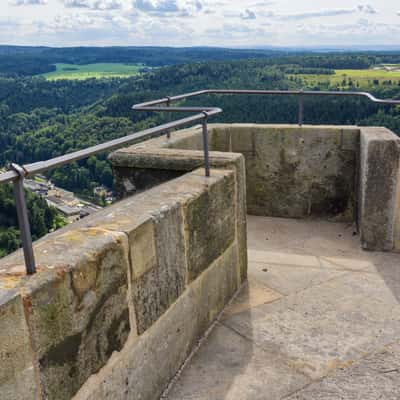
1, 0, 400, 47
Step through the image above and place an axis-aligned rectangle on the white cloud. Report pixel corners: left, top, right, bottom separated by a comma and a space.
276, 5, 379, 21
64, 0, 88, 7
10, 0, 47, 5
134, 0, 179, 13
64, 0, 122, 10
1, 0, 400, 47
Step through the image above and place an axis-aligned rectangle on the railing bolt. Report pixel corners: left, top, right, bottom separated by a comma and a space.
10, 163, 36, 275
202, 113, 211, 177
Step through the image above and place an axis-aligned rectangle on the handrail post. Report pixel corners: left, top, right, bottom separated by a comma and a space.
166, 97, 171, 139
201, 113, 210, 177
10, 163, 36, 275
298, 91, 304, 126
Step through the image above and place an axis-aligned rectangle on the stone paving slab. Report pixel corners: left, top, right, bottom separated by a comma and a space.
286, 341, 400, 400
247, 215, 361, 256
224, 272, 400, 380
166, 323, 310, 400
247, 258, 346, 296
166, 217, 400, 399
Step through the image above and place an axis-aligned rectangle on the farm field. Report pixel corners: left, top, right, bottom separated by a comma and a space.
293, 65, 400, 89
42, 63, 147, 80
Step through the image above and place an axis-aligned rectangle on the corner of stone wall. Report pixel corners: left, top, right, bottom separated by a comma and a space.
109, 129, 248, 280
359, 127, 400, 251
1, 162, 247, 400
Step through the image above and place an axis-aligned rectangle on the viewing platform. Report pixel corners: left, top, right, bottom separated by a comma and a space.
166, 215, 400, 399
1, 123, 400, 399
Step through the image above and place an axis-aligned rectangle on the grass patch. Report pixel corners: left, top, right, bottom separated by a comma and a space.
42, 63, 147, 80
291, 66, 400, 89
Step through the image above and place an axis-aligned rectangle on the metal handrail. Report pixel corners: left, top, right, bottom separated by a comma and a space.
132, 89, 400, 127
0, 109, 221, 274
0, 89, 399, 274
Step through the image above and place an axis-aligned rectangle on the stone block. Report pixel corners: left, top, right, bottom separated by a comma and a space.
359, 127, 400, 251
183, 171, 236, 282
192, 242, 240, 331
0, 290, 38, 400
130, 220, 157, 280
20, 229, 131, 400
131, 203, 187, 334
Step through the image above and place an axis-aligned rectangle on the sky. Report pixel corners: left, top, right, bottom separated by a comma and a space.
1, 0, 400, 48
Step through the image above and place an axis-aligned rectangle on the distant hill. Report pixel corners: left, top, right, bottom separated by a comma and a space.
0, 46, 285, 76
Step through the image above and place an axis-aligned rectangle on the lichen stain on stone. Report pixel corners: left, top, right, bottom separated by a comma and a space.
0, 275, 24, 289
326, 358, 355, 371
56, 228, 111, 245
278, 147, 300, 183
288, 359, 317, 374
71, 262, 98, 301
39, 286, 71, 333
0, 265, 49, 288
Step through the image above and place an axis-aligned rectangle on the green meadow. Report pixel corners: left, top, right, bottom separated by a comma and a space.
292, 65, 400, 89
42, 63, 146, 80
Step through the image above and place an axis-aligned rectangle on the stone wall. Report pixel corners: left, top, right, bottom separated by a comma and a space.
110, 123, 400, 252
112, 124, 359, 221
0, 166, 247, 400
211, 124, 360, 220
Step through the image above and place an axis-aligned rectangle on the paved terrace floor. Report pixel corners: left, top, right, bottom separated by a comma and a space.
165, 216, 400, 400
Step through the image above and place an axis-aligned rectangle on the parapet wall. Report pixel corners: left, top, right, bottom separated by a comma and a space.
0, 165, 247, 399
112, 124, 359, 221
110, 123, 400, 252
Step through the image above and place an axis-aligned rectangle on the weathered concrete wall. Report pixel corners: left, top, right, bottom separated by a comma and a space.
359, 127, 400, 251
111, 124, 359, 221
211, 124, 359, 220
0, 167, 246, 400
